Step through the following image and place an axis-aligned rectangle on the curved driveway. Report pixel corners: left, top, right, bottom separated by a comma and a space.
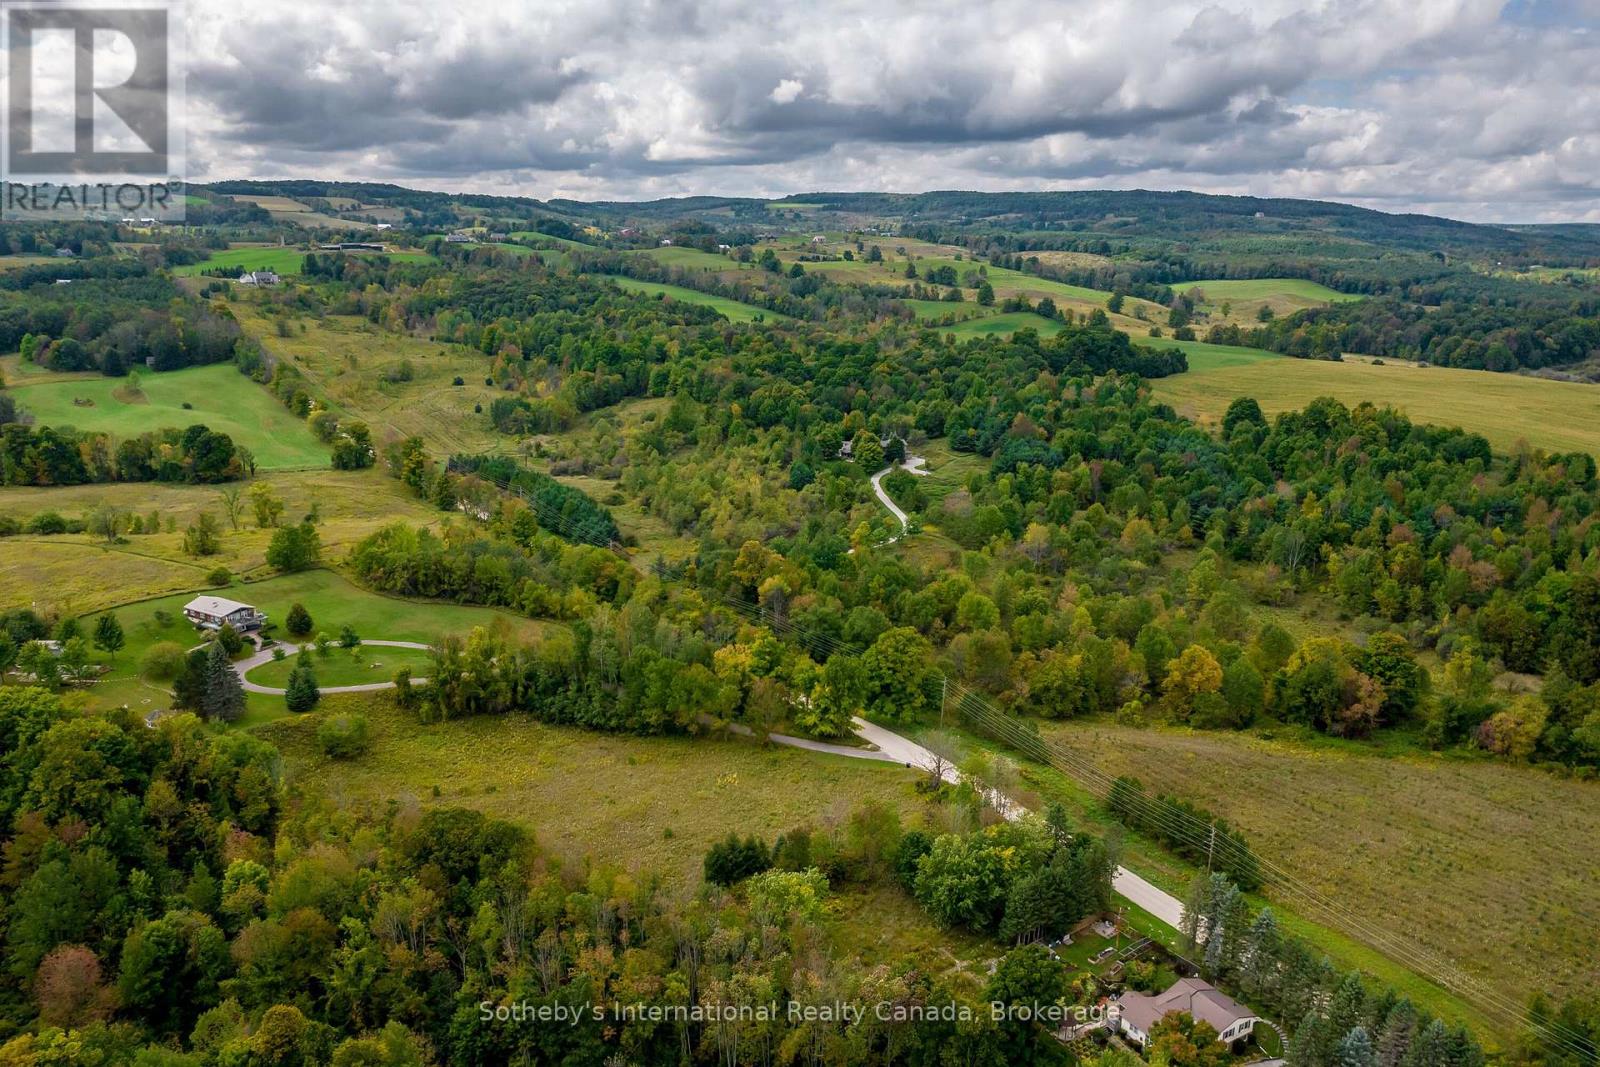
234, 640, 431, 694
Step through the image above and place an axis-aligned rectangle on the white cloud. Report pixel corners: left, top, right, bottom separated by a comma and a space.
177, 0, 1600, 221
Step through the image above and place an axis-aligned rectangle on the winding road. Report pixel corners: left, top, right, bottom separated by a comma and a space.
855, 450, 929, 551
232, 640, 431, 695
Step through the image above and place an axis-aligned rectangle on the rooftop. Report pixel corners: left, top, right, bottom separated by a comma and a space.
1118, 978, 1258, 1036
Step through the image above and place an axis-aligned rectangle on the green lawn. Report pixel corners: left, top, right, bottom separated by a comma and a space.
6, 362, 328, 470
945, 311, 1065, 338
608, 276, 790, 323
76, 569, 557, 719
245, 645, 434, 688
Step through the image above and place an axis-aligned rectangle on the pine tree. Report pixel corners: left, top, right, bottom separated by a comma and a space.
1376, 1001, 1417, 1067
1336, 1027, 1377, 1067
1402, 1020, 1452, 1067
285, 662, 320, 713
201, 640, 245, 723
1241, 907, 1281, 1001
1181, 873, 1208, 953
92, 614, 124, 661
1288, 1009, 1327, 1067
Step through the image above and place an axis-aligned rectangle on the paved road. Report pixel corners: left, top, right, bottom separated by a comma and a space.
828, 716, 1188, 931
233, 640, 431, 694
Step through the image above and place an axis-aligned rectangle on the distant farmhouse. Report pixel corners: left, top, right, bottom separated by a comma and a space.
488, 231, 509, 241
184, 595, 268, 632
1113, 978, 1260, 1050
444, 231, 475, 243
319, 241, 386, 252
238, 270, 280, 286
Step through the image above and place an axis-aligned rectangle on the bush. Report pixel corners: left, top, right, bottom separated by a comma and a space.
206, 566, 232, 586
285, 602, 313, 638
215, 622, 245, 656
26, 512, 67, 534
142, 641, 187, 681
316, 713, 370, 758
703, 833, 772, 886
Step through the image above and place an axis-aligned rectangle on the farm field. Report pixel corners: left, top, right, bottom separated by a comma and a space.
637, 246, 742, 272
1, 361, 328, 469
1033, 719, 1600, 1008
1144, 337, 1282, 370
1172, 277, 1362, 303
608, 275, 790, 322
0, 468, 441, 615
1152, 353, 1600, 456
257, 693, 932, 884
74, 569, 556, 719
172, 245, 307, 276
899, 298, 988, 322
221, 193, 371, 230
945, 311, 1065, 338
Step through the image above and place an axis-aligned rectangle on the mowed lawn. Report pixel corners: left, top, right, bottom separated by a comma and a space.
245, 645, 434, 689
257, 694, 932, 884
609, 276, 790, 323
1152, 354, 1600, 456
1037, 720, 1600, 1006
5, 363, 327, 469
74, 569, 557, 720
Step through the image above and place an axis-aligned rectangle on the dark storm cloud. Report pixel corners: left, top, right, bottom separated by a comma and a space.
183, 0, 1600, 221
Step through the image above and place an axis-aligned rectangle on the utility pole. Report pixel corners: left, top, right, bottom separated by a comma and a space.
938, 673, 948, 726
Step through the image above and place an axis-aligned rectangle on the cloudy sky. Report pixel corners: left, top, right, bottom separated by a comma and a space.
181, 0, 1600, 222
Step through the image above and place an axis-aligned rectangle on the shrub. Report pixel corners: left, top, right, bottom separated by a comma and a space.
215, 623, 245, 657
284, 603, 313, 638
316, 713, 370, 758
703, 833, 772, 886
206, 566, 232, 586
26, 512, 67, 535
142, 641, 187, 681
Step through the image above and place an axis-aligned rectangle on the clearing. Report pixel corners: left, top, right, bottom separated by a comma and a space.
2, 360, 328, 470
608, 276, 790, 323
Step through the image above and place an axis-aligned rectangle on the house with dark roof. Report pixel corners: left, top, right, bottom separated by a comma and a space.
1113, 977, 1260, 1049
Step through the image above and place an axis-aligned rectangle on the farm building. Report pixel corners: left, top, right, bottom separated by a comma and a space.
239, 270, 280, 286
183, 595, 268, 632
445, 232, 475, 243
1113, 978, 1260, 1049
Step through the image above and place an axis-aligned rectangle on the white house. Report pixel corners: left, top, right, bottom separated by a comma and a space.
238, 270, 280, 286
445, 231, 475, 243
183, 595, 267, 632
659, 238, 673, 246
1113, 978, 1260, 1049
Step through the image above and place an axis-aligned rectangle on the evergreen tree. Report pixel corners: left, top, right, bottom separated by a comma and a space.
1241, 907, 1282, 1002
1336, 1027, 1378, 1067
1289, 1010, 1328, 1067
285, 662, 320, 713
201, 640, 245, 723
1402, 1020, 1453, 1067
285, 602, 313, 638
1376, 1000, 1417, 1067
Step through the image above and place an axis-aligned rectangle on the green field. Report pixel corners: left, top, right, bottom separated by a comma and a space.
945, 311, 1065, 338
4, 362, 328, 469
1172, 278, 1363, 303
173, 246, 308, 276
609, 276, 789, 322
637, 246, 740, 272
900, 299, 989, 322
245, 644, 435, 688
1153, 354, 1600, 456
256, 693, 930, 884
1142, 337, 1281, 370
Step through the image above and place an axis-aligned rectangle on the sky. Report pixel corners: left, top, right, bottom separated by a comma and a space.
178, 0, 1600, 223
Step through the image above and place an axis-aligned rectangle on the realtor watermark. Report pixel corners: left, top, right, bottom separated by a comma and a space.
478, 999, 1111, 1028
1, 0, 184, 221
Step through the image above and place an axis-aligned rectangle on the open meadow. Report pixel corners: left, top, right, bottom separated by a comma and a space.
257, 693, 933, 885
0, 468, 441, 615
1152, 353, 1600, 456
608, 275, 790, 322
1, 359, 328, 469
1029, 719, 1600, 1010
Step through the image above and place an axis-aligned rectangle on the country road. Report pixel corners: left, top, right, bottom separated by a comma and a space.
769, 714, 1189, 931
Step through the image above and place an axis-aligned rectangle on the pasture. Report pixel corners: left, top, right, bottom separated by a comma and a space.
173, 245, 308, 277
609, 276, 790, 322
1033, 719, 1600, 1009
945, 311, 1065, 338
2, 361, 328, 469
1152, 353, 1600, 456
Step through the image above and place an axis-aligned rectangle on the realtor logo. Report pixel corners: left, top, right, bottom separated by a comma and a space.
1, 0, 184, 220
